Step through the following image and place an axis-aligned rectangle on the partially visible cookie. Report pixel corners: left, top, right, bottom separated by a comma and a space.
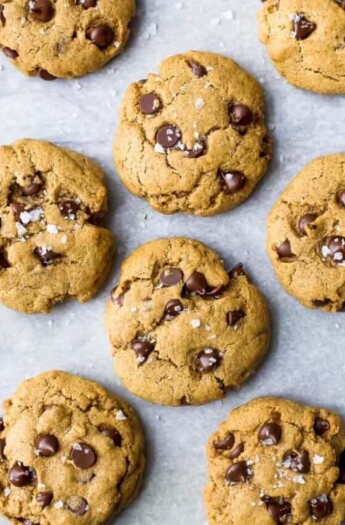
0, 371, 145, 525
205, 397, 345, 525
114, 51, 271, 216
267, 154, 345, 312
0, 0, 135, 79
0, 139, 114, 314
105, 237, 271, 406
259, 0, 345, 94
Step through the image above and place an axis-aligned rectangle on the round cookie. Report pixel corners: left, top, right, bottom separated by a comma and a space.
259, 0, 345, 94
0, 0, 135, 79
0, 371, 145, 525
205, 397, 345, 525
0, 139, 114, 314
105, 237, 271, 406
113, 51, 271, 216
267, 154, 345, 312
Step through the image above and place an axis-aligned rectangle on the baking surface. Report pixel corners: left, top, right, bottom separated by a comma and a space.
1, 0, 345, 523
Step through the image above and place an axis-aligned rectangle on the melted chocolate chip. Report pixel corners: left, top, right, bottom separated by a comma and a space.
229, 103, 253, 126
225, 461, 251, 484
37, 491, 53, 508
258, 422, 282, 445
187, 60, 207, 78
325, 237, 345, 264
160, 268, 183, 287
185, 140, 207, 158
59, 200, 80, 219
9, 462, 37, 487
283, 449, 310, 473
67, 496, 89, 516
3, 47, 18, 58
184, 271, 208, 296
265, 498, 291, 523
298, 213, 317, 235
227, 310, 245, 327
38, 68, 57, 81
206, 285, 225, 299
219, 170, 246, 193
156, 125, 181, 148
71, 443, 97, 469
164, 299, 184, 320
131, 340, 155, 363
293, 14, 317, 40
314, 417, 330, 435
99, 426, 122, 447
37, 434, 59, 457
0, 4, 6, 26
21, 177, 43, 195
310, 495, 333, 520
196, 348, 222, 373
86, 24, 114, 48
0, 250, 10, 269
213, 433, 234, 451
230, 442, 244, 459
276, 240, 294, 259
139, 93, 161, 114
34, 247, 61, 266
0, 438, 6, 461
30, 0, 54, 22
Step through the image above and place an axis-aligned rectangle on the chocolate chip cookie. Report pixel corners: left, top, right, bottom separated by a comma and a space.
105, 237, 271, 406
0, 0, 135, 79
259, 0, 345, 94
267, 154, 345, 312
114, 51, 271, 216
0, 139, 114, 314
0, 371, 145, 525
205, 397, 345, 525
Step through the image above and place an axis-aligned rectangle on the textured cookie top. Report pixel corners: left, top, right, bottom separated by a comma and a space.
0, 371, 145, 525
106, 237, 270, 406
205, 397, 345, 525
259, 0, 345, 94
0, 0, 135, 79
114, 51, 271, 216
0, 139, 114, 313
267, 154, 345, 312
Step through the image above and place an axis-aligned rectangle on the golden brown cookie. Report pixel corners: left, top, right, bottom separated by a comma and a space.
114, 51, 271, 216
267, 154, 345, 312
205, 397, 345, 525
0, 139, 114, 314
259, 0, 345, 94
0, 0, 135, 79
0, 371, 145, 525
105, 237, 271, 406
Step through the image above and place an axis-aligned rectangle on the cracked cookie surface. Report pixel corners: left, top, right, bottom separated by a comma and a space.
259, 0, 345, 94
0, 139, 114, 314
113, 51, 271, 216
105, 237, 271, 406
0, 0, 135, 79
267, 154, 345, 312
0, 370, 145, 525
205, 397, 345, 525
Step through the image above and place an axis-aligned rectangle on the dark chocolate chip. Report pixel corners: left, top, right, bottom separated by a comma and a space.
131, 340, 155, 363
111, 284, 129, 307
219, 170, 246, 193
227, 310, 245, 327
37, 434, 59, 457
184, 271, 208, 296
139, 93, 161, 115
0, 416, 4, 431
0, 438, 6, 461
187, 60, 207, 78
99, 426, 122, 447
59, 200, 80, 219
88, 210, 106, 226
21, 177, 43, 195
38, 68, 57, 81
283, 449, 311, 473
0, 4, 6, 26
229, 263, 246, 279
314, 417, 330, 435
258, 422, 282, 445
67, 496, 89, 516
310, 495, 333, 520
206, 285, 225, 299
30, 0, 54, 22
0, 250, 10, 269
326, 237, 345, 264
71, 443, 97, 469
37, 491, 53, 508
229, 103, 253, 126
156, 125, 181, 148
298, 213, 317, 235
81, 0, 97, 8
86, 24, 114, 48
293, 14, 317, 40
34, 247, 61, 266
196, 348, 222, 373
185, 140, 207, 158
12, 202, 25, 222
276, 240, 294, 258
160, 268, 183, 287
230, 442, 244, 459
225, 461, 251, 484
337, 450, 345, 483
337, 189, 345, 206
3, 47, 18, 59
164, 299, 184, 320
312, 299, 331, 308
265, 499, 291, 523
9, 462, 37, 487
213, 433, 234, 451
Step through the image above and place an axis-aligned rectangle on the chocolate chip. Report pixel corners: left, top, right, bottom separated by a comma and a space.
12, 202, 25, 222
196, 348, 222, 373
156, 125, 181, 148
3, 47, 18, 59
86, 24, 114, 48
30, 0, 54, 22
34, 247, 61, 266
225, 461, 251, 484
185, 140, 207, 159
164, 299, 184, 320
312, 299, 331, 308
229, 263, 246, 279
81, 0, 97, 8
325, 237, 345, 264
293, 14, 317, 40
59, 200, 80, 220
139, 93, 161, 115
0, 438, 6, 461
88, 210, 106, 226
17, 519, 38, 525
0, 416, 4, 431
337, 450, 345, 483
67, 496, 89, 516
258, 422, 282, 445
276, 240, 294, 258
99, 426, 122, 447
184, 271, 208, 296
160, 268, 183, 287
213, 433, 234, 451
9, 462, 37, 487
21, 177, 43, 196
111, 284, 129, 307
206, 284, 225, 299
336, 0, 345, 8
283, 449, 311, 473
229, 103, 253, 126
38, 68, 57, 81
265, 499, 291, 523
131, 340, 155, 363
337, 190, 345, 206
314, 417, 330, 435
219, 170, 246, 193
187, 60, 207, 78
227, 310, 245, 327
0, 250, 10, 269
71, 443, 97, 469
37, 434, 59, 457
298, 213, 317, 235
37, 491, 53, 508
230, 442, 244, 459
0, 4, 6, 26
310, 495, 333, 520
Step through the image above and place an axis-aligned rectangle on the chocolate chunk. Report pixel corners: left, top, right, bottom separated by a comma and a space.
81, 0, 97, 8
229, 263, 246, 279
21, 176, 43, 195
229, 103, 253, 126
37, 434, 59, 457
86, 24, 114, 48
99, 426, 122, 447
314, 417, 330, 435
337, 189, 345, 206
9, 462, 36, 487
160, 268, 183, 287
265, 499, 291, 523
164, 299, 183, 320
12, 202, 25, 222
0, 250, 10, 269
276, 240, 294, 258
187, 60, 207, 78
227, 310, 245, 327
230, 442, 244, 459
0, 438, 6, 461
337, 450, 345, 483
38, 68, 57, 81
312, 299, 331, 308
139, 93, 161, 114
0, 4, 6, 26
59, 200, 80, 219
34, 247, 61, 266
293, 14, 317, 40
298, 213, 317, 235
219, 170, 246, 193
37, 491, 53, 508
310, 495, 333, 520
67, 496, 89, 516
131, 340, 155, 363
213, 433, 234, 451
196, 348, 222, 373
225, 461, 251, 484
30, 0, 54, 22
185, 140, 207, 158
3, 47, 18, 59
258, 422, 282, 445
184, 271, 208, 296
71, 443, 97, 469
283, 449, 311, 473
156, 125, 181, 148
